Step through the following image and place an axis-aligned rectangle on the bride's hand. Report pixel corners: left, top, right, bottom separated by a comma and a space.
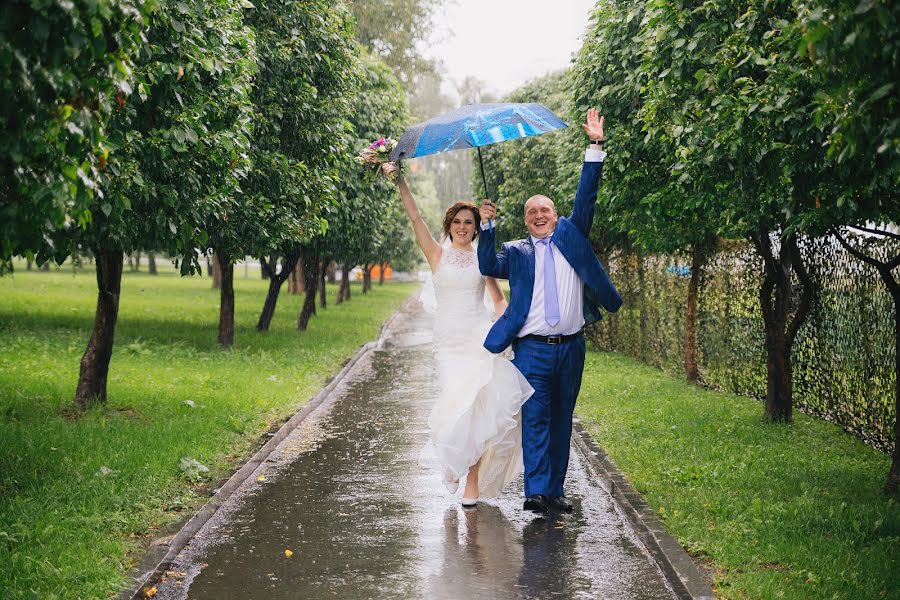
381, 161, 399, 181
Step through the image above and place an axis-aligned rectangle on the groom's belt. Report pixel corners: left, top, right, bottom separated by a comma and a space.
517, 329, 584, 345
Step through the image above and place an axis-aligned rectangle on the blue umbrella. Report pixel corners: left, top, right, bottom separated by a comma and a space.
391, 102, 568, 200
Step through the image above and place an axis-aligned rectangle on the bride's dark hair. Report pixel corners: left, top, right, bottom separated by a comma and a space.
442, 201, 480, 242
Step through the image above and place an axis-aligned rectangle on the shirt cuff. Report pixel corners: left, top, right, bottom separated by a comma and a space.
481, 220, 494, 231
585, 147, 607, 162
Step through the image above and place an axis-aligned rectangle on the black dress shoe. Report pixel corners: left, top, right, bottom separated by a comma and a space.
551, 496, 574, 513
523, 494, 550, 514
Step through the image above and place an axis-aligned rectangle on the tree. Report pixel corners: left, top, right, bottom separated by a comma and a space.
572, 0, 722, 382
67, 0, 256, 403
247, 0, 358, 334
314, 52, 409, 311
794, 0, 900, 491
0, 0, 152, 265
625, 0, 838, 420
348, 0, 443, 91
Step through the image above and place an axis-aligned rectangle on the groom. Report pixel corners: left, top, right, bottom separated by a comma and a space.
477, 108, 622, 514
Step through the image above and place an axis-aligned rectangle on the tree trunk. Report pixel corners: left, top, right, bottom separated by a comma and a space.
318, 259, 327, 309
362, 263, 372, 294
637, 252, 648, 360
74, 248, 124, 408
217, 253, 235, 347
256, 253, 300, 332
336, 263, 350, 304
40, 261, 49, 271
127, 254, 134, 271
147, 252, 157, 275
212, 253, 222, 289
342, 264, 352, 301
134, 251, 141, 272
297, 253, 319, 331
26, 258, 32, 271
751, 230, 813, 423
379, 261, 387, 286
327, 261, 336, 284
684, 244, 708, 383
288, 260, 304, 295
887, 279, 900, 494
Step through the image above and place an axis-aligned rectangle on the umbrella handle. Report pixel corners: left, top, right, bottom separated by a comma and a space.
477, 146, 490, 202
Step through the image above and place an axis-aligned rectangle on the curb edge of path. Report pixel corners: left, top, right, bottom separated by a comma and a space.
121, 300, 411, 600
572, 421, 716, 600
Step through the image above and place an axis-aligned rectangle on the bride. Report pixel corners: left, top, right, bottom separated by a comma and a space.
389, 167, 533, 505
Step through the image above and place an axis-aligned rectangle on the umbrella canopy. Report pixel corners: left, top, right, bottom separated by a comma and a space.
391, 102, 568, 162
391, 102, 568, 200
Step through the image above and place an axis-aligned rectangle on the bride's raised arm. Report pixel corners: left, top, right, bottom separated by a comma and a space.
396, 173, 441, 272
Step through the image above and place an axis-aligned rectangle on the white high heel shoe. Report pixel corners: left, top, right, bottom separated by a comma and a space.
461, 497, 478, 507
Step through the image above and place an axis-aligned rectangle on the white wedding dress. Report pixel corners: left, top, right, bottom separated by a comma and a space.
427, 245, 533, 497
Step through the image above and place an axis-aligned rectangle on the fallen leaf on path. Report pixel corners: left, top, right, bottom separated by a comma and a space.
257, 475, 266, 481
284, 549, 293, 557
143, 585, 158, 598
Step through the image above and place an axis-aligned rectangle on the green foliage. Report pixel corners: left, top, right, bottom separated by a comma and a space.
0, 267, 417, 598
348, 0, 442, 95
0, 0, 153, 260
578, 351, 899, 600
573, 0, 897, 246
244, 0, 359, 263
572, 0, 718, 255
794, 0, 900, 231
323, 51, 411, 269
93, 0, 256, 270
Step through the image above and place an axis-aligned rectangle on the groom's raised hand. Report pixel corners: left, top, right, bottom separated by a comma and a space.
582, 108, 605, 142
479, 200, 496, 225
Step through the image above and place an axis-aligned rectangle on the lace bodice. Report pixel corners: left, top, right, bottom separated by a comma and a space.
433, 246, 485, 310
431, 245, 492, 346
440, 245, 480, 269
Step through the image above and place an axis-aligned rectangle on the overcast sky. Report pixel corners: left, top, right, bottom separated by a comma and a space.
428, 0, 596, 100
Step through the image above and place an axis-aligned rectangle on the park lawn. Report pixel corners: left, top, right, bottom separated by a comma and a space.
577, 351, 899, 600
0, 266, 417, 599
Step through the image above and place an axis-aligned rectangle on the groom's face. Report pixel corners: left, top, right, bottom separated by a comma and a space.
524, 195, 558, 239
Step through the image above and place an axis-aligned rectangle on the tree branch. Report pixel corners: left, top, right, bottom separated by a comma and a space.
848, 224, 900, 242
786, 235, 814, 348
831, 227, 886, 270
750, 228, 777, 322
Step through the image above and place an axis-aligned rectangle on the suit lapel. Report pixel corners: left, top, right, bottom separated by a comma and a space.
523, 237, 535, 275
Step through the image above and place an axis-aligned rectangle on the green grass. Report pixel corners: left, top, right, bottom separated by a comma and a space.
577, 352, 900, 600
0, 266, 416, 599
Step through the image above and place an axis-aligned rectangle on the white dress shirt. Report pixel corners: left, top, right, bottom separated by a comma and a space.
519, 236, 584, 336
482, 147, 606, 337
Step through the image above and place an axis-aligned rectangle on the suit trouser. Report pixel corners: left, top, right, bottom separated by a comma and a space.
512, 336, 586, 498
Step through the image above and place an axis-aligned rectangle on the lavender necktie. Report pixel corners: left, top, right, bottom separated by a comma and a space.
537, 238, 560, 327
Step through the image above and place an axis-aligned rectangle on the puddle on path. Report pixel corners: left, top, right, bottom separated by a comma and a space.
154, 306, 675, 600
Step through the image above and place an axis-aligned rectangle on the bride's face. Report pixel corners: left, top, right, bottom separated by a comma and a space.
450, 209, 477, 244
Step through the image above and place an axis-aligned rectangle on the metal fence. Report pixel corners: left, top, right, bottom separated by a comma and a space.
587, 233, 897, 452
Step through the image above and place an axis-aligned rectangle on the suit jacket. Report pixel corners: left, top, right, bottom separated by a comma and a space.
477, 160, 623, 353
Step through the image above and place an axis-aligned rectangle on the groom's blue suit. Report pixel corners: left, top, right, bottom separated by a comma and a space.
478, 160, 622, 499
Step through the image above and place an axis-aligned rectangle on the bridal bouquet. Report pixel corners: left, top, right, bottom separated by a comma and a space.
356, 137, 402, 183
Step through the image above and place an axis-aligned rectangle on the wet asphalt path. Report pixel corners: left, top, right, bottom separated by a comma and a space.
153, 303, 676, 599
